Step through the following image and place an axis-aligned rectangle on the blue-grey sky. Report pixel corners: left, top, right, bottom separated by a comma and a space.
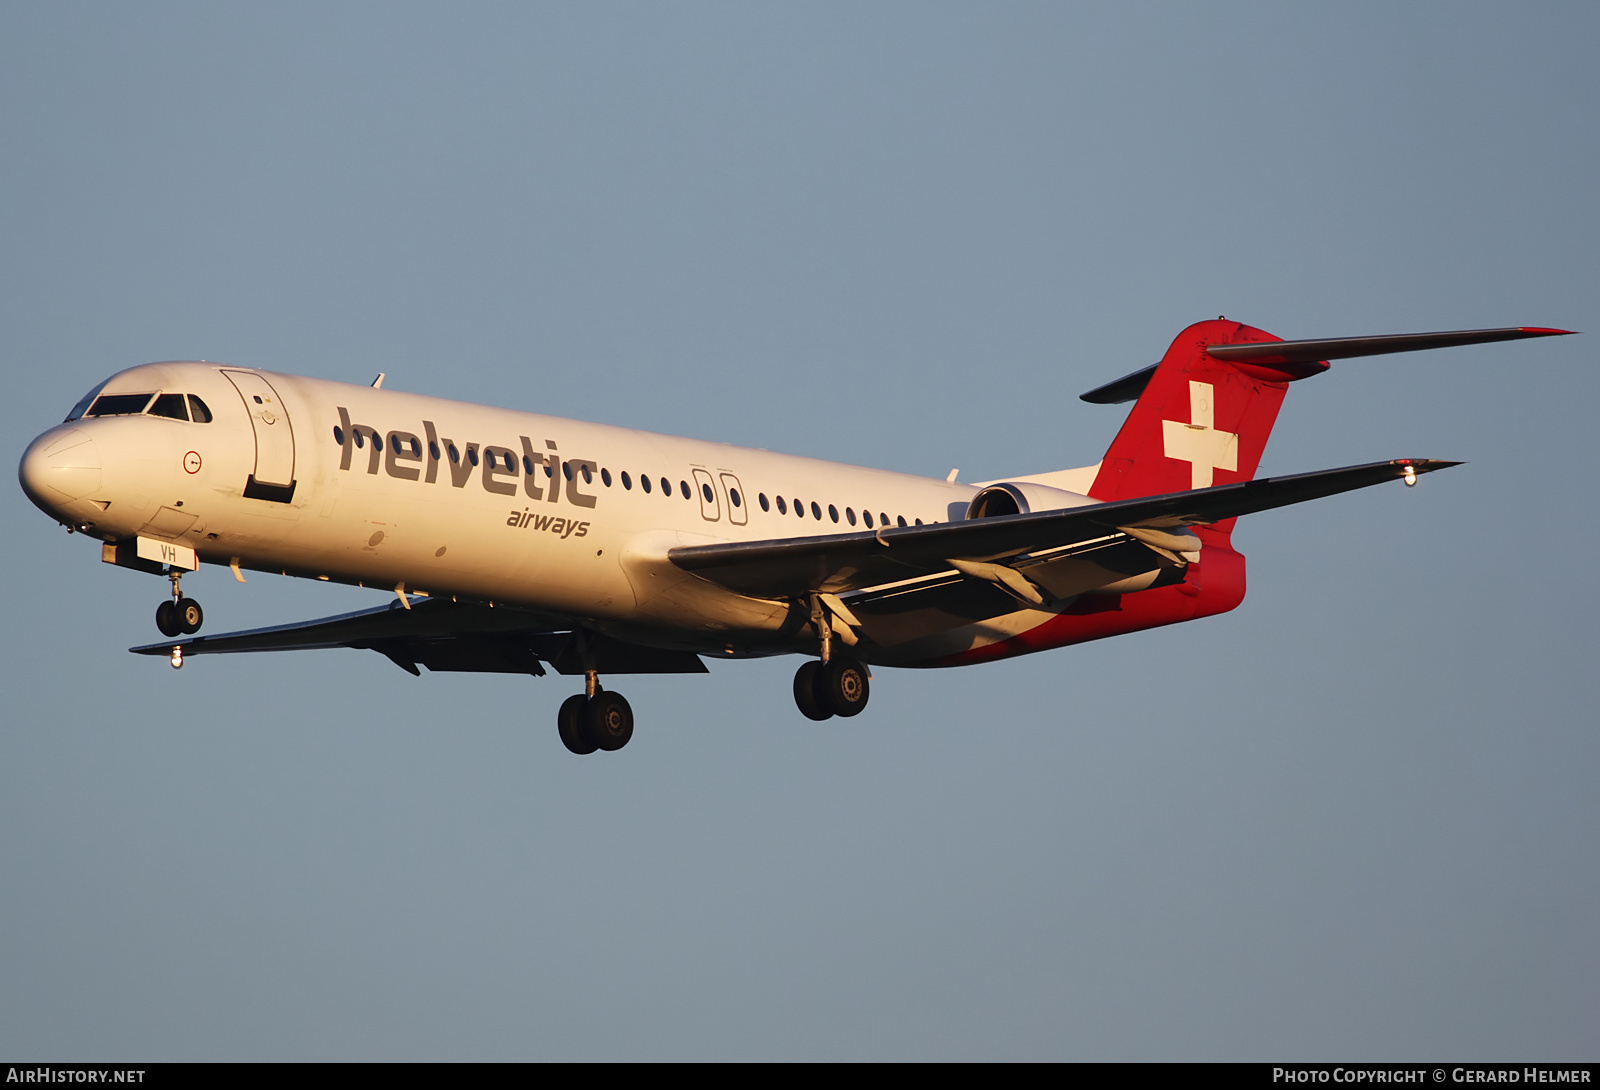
3, 2, 1596, 1060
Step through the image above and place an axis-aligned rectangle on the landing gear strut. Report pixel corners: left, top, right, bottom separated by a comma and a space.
155, 570, 203, 638
557, 670, 635, 754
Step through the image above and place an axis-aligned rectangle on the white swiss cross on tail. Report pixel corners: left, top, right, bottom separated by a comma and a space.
1162, 380, 1238, 489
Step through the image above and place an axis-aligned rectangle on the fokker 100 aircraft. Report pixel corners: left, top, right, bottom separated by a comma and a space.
19, 318, 1571, 753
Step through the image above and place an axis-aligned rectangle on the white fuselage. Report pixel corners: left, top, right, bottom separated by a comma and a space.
22, 361, 1093, 662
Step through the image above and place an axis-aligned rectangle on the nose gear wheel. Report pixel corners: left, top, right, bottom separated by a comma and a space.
155, 569, 204, 636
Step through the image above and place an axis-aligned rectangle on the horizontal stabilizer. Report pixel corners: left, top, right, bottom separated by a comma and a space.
1079, 365, 1160, 405
1205, 326, 1574, 365
1080, 325, 1574, 403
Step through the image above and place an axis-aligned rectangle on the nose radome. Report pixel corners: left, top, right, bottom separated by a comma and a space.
19, 428, 100, 511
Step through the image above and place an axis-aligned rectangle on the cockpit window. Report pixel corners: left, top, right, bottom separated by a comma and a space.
148, 393, 190, 421
64, 380, 111, 422
86, 393, 156, 417
73, 390, 214, 422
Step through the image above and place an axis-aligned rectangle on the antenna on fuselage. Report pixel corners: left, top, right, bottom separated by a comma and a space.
371, 373, 386, 389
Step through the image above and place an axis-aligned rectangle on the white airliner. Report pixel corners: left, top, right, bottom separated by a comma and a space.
18, 318, 1571, 753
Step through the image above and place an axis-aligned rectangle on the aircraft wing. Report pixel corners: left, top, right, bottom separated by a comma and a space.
668, 458, 1457, 598
129, 598, 708, 675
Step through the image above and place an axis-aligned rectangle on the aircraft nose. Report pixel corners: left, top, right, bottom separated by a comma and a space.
19, 427, 101, 513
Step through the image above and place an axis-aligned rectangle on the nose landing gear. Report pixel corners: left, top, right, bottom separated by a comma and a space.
557, 671, 635, 754
155, 570, 203, 638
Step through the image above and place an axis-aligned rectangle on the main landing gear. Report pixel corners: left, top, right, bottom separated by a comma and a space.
155, 569, 203, 638
793, 657, 870, 720
792, 593, 870, 720
557, 671, 635, 755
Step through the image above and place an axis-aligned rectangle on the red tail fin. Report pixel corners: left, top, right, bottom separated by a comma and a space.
1088, 318, 1323, 503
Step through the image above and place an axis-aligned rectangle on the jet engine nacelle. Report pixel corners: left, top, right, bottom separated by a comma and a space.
965, 481, 1098, 520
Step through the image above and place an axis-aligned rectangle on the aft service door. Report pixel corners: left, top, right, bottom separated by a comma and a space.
222, 370, 298, 502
